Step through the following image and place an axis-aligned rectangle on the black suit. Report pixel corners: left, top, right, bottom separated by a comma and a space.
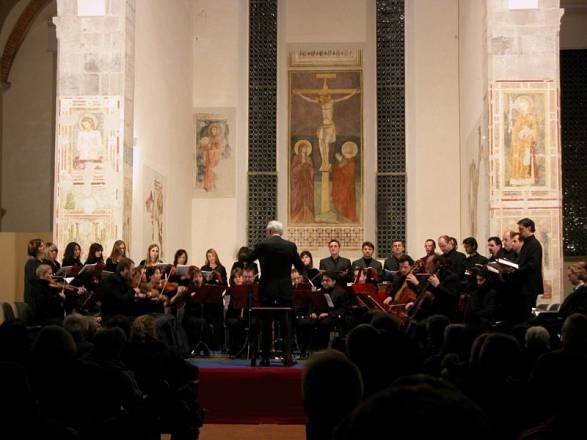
515, 234, 544, 317
319, 256, 352, 283
443, 249, 467, 279
559, 284, 587, 319
351, 257, 383, 278
101, 273, 136, 318
247, 235, 305, 361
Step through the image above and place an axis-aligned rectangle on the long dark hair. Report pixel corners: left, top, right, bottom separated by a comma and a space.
173, 249, 188, 266
300, 250, 314, 268
63, 242, 81, 262
236, 246, 250, 263
85, 243, 104, 265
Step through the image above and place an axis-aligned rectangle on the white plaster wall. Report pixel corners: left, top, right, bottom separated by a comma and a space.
458, 0, 490, 245
405, 0, 461, 258
1, 0, 56, 232
132, 0, 193, 261
191, 0, 247, 267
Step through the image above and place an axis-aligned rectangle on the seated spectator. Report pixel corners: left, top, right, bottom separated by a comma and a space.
335, 375, 490, 440
303, 350, 363, 440
63, 313, 96, 357
521, 326, 551, 380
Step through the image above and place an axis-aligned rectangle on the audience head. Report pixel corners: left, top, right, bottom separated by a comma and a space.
27, 238, 46, 258
33, 325, 76, 362
266, 220, 284, 236
44, 241, 58, 261
391, 239, 405, 258
517, 217, 536, 238
561, 313, 587, 354
303, 350, 363, 440
370, 312, 402, 334
63, 313, 92, 343
300, 250, 314, 268
487, 236, 502, 257
442, 324, 473, 360
336, 375, 490, 440
469, 333, 491, 372
130, 314, 158, 345
109, 240, 127, 261
173, 248, 188, 265
525, 326, 551, 352
478, 333, 520, 380
361, 241, 375, 259
462, 237, 478, 255
103, 314, 131, 339
328, 239, 341, 258
424, 239, 436, 256
426, 314, 450, 351
92, 327, 127, 360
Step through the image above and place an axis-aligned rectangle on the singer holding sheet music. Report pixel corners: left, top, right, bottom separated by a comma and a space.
246, 220, 306, 367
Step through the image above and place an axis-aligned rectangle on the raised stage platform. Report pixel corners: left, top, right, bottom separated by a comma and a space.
190, 357, 306, 425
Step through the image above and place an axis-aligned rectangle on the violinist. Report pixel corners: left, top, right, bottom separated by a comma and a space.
101, 258, 137, 318
105, 240, 127, 272
136, 267, 167, 315
140, 243, 163, 268
43, 242, 61, 274
31, 264, 65, 325
201, 248, 227, 285
62, 242, 83, 268
351, 241, 383, 280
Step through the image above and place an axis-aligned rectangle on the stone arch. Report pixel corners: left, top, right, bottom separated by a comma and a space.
1, 0, 52, 87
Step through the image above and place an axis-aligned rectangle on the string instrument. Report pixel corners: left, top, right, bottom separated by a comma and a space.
388, 259, 425, 323
407, 260, 448, 322
48, 277, 83, 293
353, 267, 379, 285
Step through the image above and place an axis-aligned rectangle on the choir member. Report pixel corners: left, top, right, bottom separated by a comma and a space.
438, 235, 467, 279
424, 239, 437, 258
62, 242, 83, 268
384, 239, 406, 273
487, 236, 503, 262
319, 239, 352, 283
300, 250, 320, 285
462, 237, 488, 270
351, 241, 383, 279
84, 243, 104, 265
43, 242, 60, 274
201, 248, 227, 285
105, 240, 127, 272
510, 233, 523, 258
24, 238, 46, 306
140, 243, 162, 268
501, 230, 518, 261
514, 218, 544, 319
173, 249, 188, 266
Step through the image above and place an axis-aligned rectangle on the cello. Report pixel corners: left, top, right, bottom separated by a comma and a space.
387, 258, 424, 324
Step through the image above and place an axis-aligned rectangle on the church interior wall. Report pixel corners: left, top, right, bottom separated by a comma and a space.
405, 0, 462, 258
1, 0, 56, 233
131, 0, 194, 262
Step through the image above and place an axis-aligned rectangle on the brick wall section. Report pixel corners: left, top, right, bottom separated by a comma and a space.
1, 0, 52, 85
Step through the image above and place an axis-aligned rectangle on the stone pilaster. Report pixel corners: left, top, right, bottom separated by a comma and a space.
486, 0, 564, 302
52, 0, 135, 259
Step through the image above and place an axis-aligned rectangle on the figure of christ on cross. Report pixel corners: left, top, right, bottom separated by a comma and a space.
293, 74, 360, 215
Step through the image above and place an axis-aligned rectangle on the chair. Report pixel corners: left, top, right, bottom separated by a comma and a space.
15, 302, 33, 326
535, 304, 548, 311
548, 303, 561, 312
1, 303, 16, 323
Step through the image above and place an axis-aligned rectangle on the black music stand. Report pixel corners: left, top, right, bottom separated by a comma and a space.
188, 285, 224, 356
227, 285, 259, 359
249, 305, 294, 367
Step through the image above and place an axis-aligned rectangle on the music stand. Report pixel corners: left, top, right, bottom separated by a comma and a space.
188, 285, 225, 356
227, 285, 259, 359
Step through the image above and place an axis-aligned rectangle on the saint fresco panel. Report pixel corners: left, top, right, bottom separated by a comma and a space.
143, 166, 166, 258
192, 109, 235, 198
288, 69, 363, 225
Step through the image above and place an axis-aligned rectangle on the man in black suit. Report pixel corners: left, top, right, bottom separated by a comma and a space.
319, 239, 352, 283
247, 220, 305, 366
558, 263, 587, 319
383, 239, 406, 276
438, 235, 467, 279
101, 258, 136, 318
515, 218, 544, 320
351, 241, 383, 280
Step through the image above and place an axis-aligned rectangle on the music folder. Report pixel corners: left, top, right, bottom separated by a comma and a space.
174, 265, 192, 277
55, 266, 73, 277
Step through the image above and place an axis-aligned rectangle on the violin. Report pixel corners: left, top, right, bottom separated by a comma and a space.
48, 277, 83, 293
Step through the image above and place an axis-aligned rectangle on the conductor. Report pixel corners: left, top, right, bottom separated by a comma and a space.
247, 220, 305, 367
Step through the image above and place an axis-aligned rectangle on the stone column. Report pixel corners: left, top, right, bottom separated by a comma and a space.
52, 0, 134, 259
486, 0, 564, 302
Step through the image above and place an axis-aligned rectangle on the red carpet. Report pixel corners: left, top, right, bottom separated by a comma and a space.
198, 367, 306, 424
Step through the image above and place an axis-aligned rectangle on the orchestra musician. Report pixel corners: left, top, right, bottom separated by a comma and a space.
319, 239, 352, 284
351, 241, 383, 280
201, 248, 227, 285
43, 242, 61, 274
229, 267, 244, 286
105, 240, 127, 272
230, 246, 259, 279
225, 266, 256, 356
182, 267, 211, 356
300, 250, 321, 285
62, 242, 83, 268
101, 258, 137, 319
246, 220, 305, 367
438, 235, 467, 280
383, 255, 418, 306
464, 268, 499, 327
31, 264, 65, 325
